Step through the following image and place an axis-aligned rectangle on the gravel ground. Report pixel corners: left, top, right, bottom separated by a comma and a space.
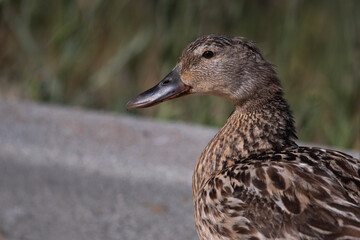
0, 101, 358, 240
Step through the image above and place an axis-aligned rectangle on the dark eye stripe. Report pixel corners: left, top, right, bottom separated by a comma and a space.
202, 51, 214, 59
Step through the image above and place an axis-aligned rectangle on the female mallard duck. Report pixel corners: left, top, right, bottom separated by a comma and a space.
127, 34, 360, 240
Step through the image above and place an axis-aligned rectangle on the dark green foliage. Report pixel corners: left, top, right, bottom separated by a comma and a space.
0, 0, 359, 149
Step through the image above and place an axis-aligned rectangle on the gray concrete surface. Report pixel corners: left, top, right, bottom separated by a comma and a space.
0, 101, 358, 240
0, 101, 218, 240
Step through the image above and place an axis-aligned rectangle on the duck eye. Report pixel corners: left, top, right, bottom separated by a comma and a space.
202, 51, 214, 59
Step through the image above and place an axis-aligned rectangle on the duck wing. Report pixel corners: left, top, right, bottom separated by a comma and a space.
195, 147, 360, 240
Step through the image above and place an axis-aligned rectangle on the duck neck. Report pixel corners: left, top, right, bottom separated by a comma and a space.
192, 93, 297, 197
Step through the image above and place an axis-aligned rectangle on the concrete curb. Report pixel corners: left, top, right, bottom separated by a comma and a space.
0, 101, 358, 240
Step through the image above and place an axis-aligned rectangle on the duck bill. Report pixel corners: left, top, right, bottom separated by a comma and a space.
126, 67, 192, 109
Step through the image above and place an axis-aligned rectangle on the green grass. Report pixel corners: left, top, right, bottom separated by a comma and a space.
1, 0, 359, 150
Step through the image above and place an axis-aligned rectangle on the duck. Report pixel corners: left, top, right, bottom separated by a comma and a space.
126, 34, 360, 240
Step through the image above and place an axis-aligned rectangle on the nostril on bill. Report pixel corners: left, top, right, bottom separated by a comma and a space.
162, 79, 171, 85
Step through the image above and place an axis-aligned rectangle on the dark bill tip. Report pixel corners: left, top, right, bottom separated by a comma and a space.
126, 67, 192, 110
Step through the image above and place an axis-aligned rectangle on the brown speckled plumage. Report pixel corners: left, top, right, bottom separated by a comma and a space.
127, 34, 360, 240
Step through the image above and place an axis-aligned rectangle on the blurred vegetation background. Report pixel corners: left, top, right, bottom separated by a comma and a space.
0, 0, 359, 150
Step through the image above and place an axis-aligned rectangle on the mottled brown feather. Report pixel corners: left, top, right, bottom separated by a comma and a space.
134, 34, 360, 240
177, 35, 360, 240
195, 148, 360, 239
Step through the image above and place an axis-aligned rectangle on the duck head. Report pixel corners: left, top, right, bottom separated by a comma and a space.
126, 34, 281, 110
